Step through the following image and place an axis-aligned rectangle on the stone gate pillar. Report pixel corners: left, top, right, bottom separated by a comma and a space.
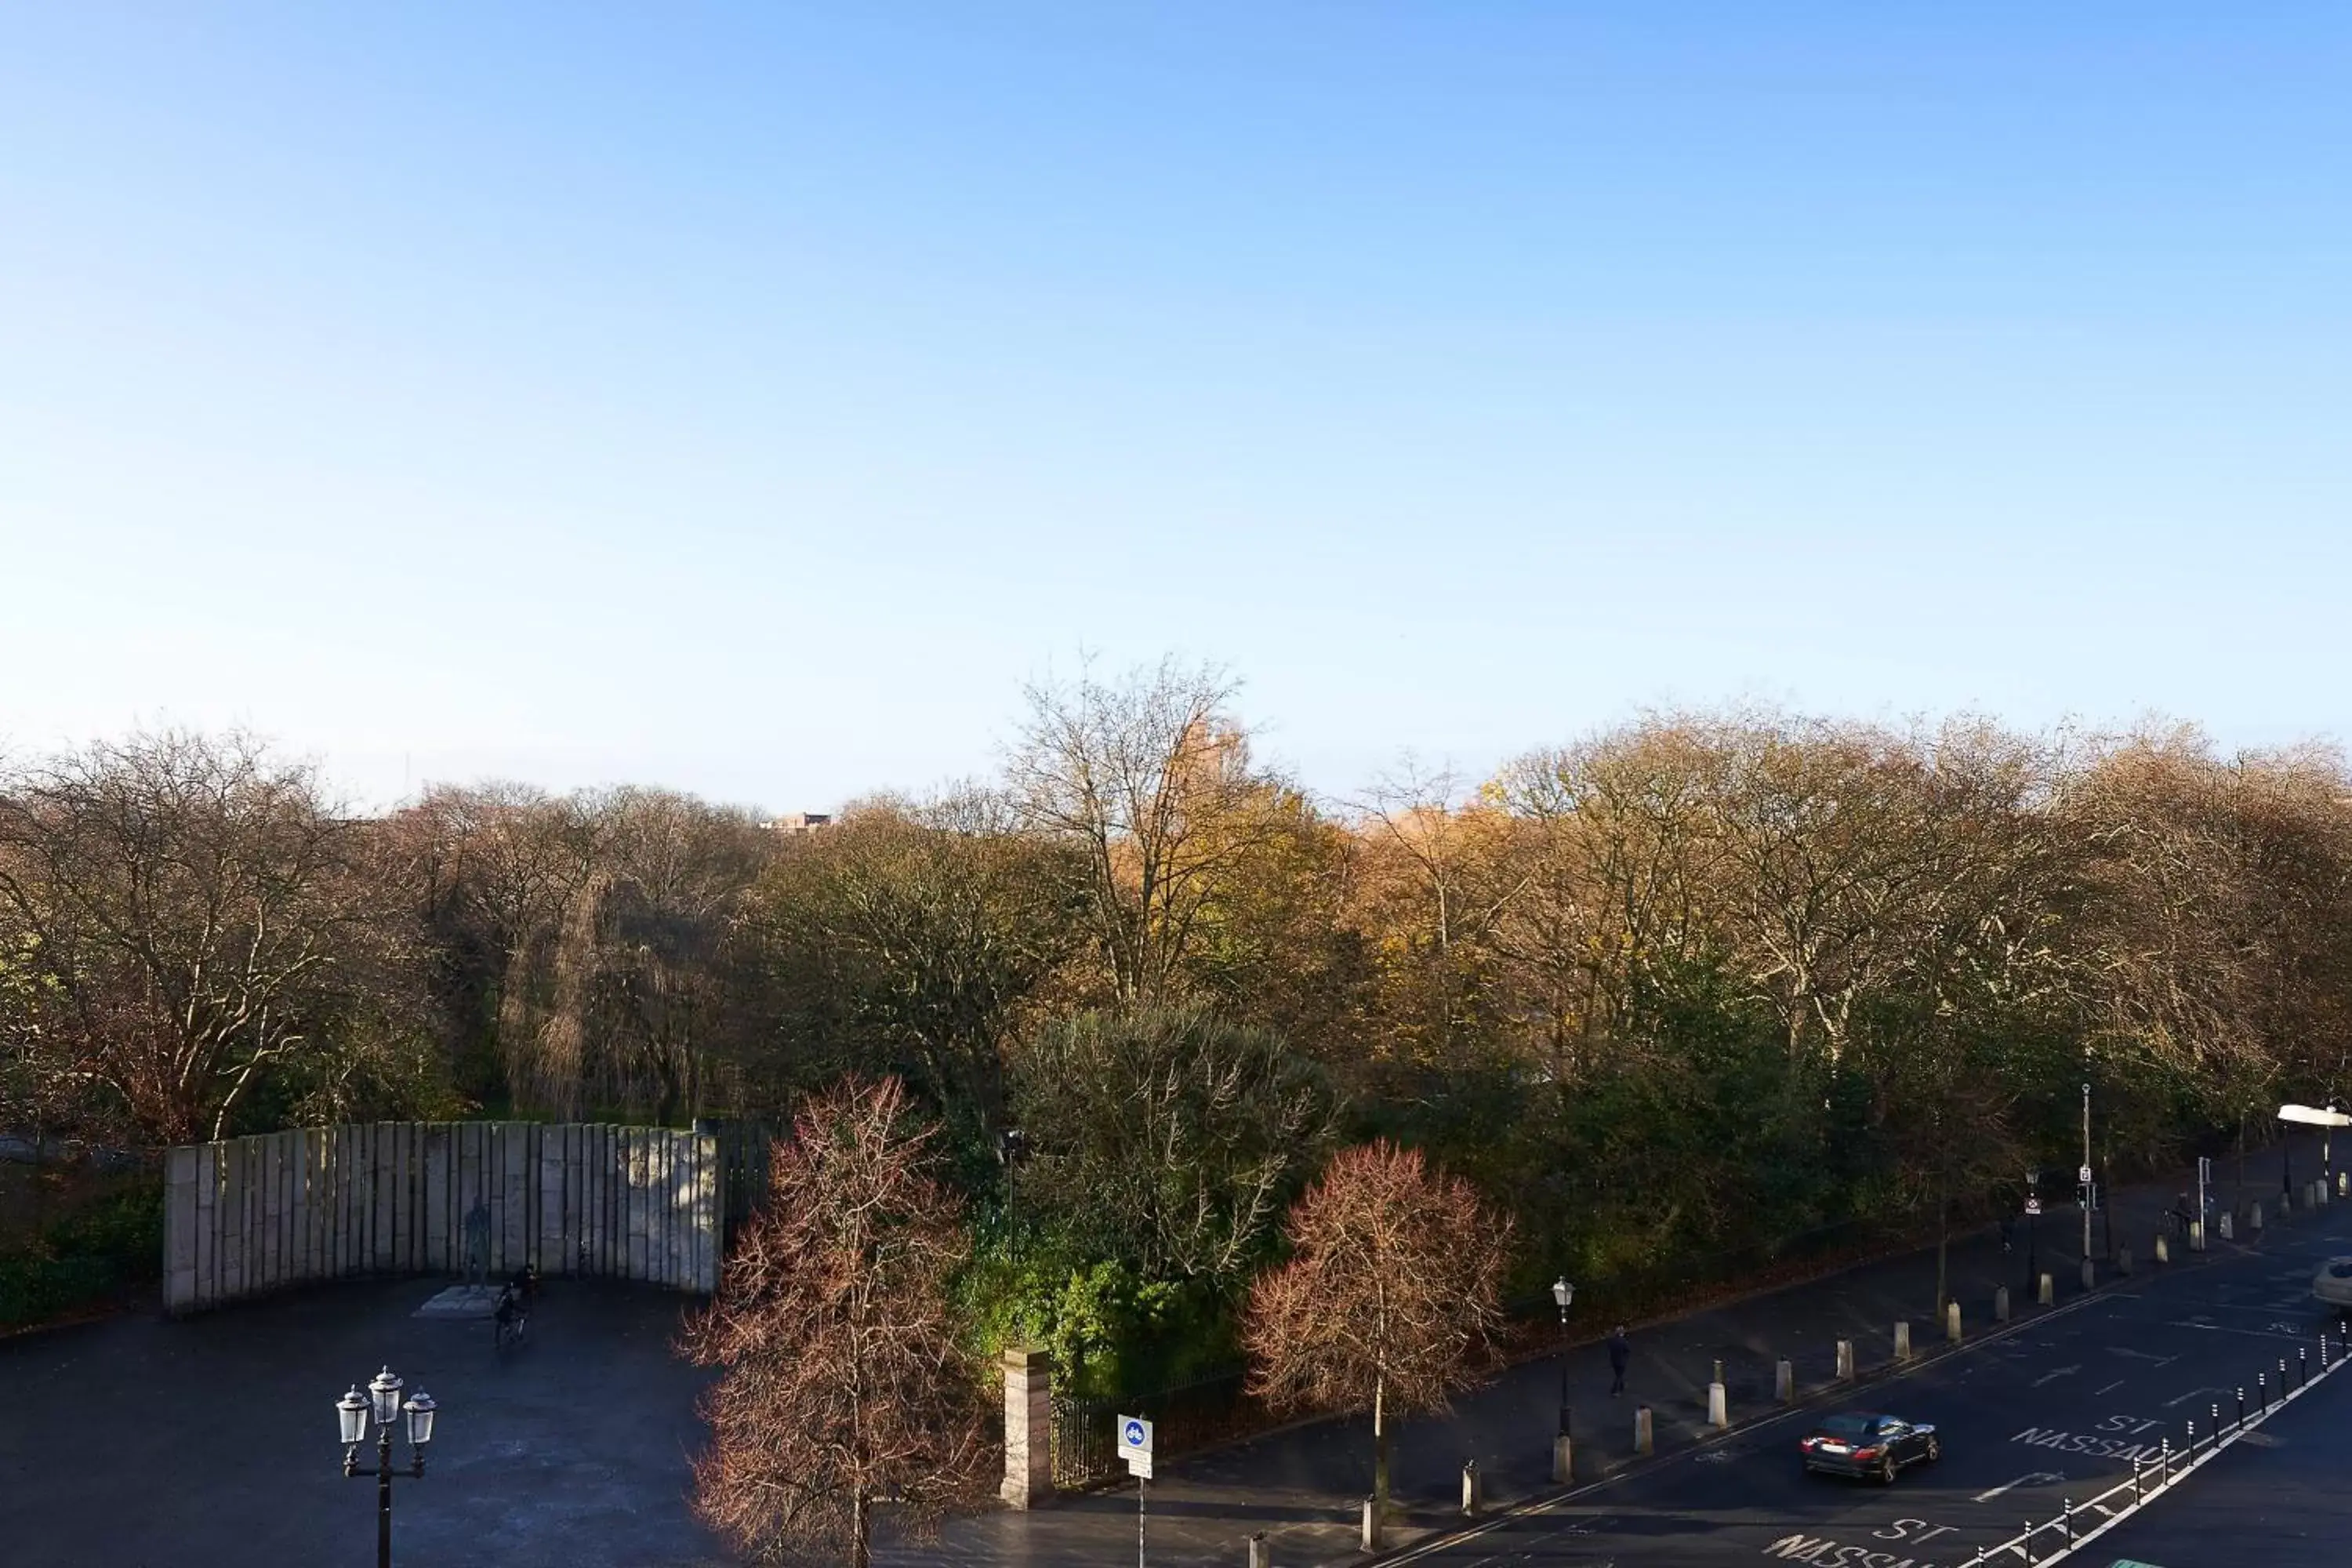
1000, 1347, 1053, 1508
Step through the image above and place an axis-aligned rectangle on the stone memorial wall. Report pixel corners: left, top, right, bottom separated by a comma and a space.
162, 1121, 721, 1313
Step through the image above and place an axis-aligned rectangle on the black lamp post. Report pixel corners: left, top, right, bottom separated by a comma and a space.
1552, 1277, 1575, 1438
339, 1366, 437, 1568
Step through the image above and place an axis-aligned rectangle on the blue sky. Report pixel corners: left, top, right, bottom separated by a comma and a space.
3, 5, 2346, 812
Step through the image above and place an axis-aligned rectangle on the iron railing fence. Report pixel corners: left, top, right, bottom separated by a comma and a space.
1048, 1367, 1257, 1490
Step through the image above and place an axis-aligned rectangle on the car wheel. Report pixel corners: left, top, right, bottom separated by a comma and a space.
1924, 1436, 1940, 1463
1878, 1455, 1898, 1485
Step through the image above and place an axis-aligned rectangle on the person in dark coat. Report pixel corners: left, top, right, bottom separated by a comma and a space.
1608, 1325, 1632, 1396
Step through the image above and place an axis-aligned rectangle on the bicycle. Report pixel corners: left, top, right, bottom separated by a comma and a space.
492, 1265, 537, 1352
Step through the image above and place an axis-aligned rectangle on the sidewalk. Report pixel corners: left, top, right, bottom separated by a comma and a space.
887, 1131, 2340, 1568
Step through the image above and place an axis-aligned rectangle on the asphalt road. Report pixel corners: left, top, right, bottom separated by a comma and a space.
2086, 1324, 2352, 1567
1387, 1203, 2352, 1568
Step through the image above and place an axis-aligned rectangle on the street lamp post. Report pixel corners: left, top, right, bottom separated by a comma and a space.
1552, 1278, 1575, 1438
339, 1366, 437, 1568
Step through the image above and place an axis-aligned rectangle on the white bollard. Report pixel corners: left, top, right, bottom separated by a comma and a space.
2155, 1234, 2170, 1264
1775, 1358, 1795, 1403
1946, 1301, 1962, 1344
1248, 1532, 1271, 1568
2190, 1219, 2205, 1251
1708, 1381, 1728, 1429
2038, 1271, 2056, 1306
1635, 1406, 1654, 1455
1835, 1339, 1855, 1381
2220, 1212, 2235, 1241
1995, 1285, 2011, 1323
1552, 1434, 1573, 1484
1894, 1320, 1912, 1362
1361, 1497, 1380, 1551
1461, 1460, 1481, 1515
2082, 1257, 2096, 1290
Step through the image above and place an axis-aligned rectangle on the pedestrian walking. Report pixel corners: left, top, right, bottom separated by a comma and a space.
1608, 1324, 1631, 1396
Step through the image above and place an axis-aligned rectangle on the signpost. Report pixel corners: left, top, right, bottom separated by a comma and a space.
1118, 1414, 1154, 1568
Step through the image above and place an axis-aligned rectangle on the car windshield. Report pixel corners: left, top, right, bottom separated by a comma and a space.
2325, 1260, 2352, 1279
1819, 1416, 1875, 1437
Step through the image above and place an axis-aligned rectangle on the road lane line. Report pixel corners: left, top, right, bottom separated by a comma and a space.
2092, 1379, 2125, 1396
2172, 1320, 2306, 1342
1973, 1470, 2065, 1502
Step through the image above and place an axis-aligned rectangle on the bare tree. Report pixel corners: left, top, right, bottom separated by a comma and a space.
745, 789, 1084, 1147
1243, 1140, 1508, 1516
1007, 658, 1283, 1007
1012, 1007, 1337, 1284
0, 731, 418, 1143
677, 1076, 990, 1568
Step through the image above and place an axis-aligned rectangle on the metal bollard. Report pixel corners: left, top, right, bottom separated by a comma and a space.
2237, 1386, 2245, 1425
2301, 1348, 2309, 1388
2211, 1402, 2220, 1442
2024, 1519, 2036, 1564
2259, 1371, 2267, 1411
2159, 1435, 2171, 1484
2185, 1417, 2195, 1455
2063, 1497, 2074, 1545
2082, 1257, 2096, 1290
2131, 1455, 2142, 1502
1248, 1530, 1271, 1568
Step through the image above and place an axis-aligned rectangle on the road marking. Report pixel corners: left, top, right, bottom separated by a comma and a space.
1974, 1469, 2065, 1501
2094, 1379, 2126, 1396
2107, 1347, 2175, 1365
2172, 1319, 2307, 1342
2161, 1385, 2230, 1408
2033, 1364, 2082, 1386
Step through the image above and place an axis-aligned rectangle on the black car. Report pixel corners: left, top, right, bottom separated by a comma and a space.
1799, 1412, 1940, 1483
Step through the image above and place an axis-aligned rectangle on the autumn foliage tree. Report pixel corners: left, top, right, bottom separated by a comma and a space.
677, 1076, 990, 1567
1243, 1140, 1509, 1515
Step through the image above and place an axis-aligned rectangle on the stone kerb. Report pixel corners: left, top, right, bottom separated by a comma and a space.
162, 1120, 723, 1315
